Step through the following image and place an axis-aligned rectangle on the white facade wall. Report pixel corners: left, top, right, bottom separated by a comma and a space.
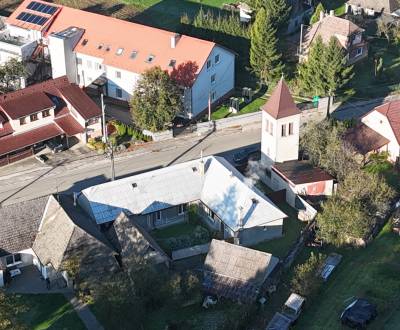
190, 45, 235, 117
104, 64, 140, 101
6, 24, 42, 42
362, 111, 400, 162
261, 111, 301, 168
0, 248, 37, 269
0, 38, 37, 64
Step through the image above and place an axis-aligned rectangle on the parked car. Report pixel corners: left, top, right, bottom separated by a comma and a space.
340, 298, 377, 328
266, 293, 306, 330
35, 154, 49, 164
233, 146, 260, 167
46, 141, 65, 154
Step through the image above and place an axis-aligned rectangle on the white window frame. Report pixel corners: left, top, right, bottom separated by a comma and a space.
281, 124, 286, 137
6, 253, 22, 267
116, 87, 123, 99
355, 47, 363, 57
289, 122, 294, 135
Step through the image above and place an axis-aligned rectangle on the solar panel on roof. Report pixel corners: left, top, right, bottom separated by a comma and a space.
27, 1, 57, 15
16, 11, 49, 26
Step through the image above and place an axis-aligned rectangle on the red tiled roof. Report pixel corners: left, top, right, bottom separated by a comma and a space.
0, 91, 54, 120
58, 85, 101, 120
261, 79, 301, 119
0, 123, 62, 156
0, 121, 14, 138
7, 0, 217, 74
373, 100, 400, 144
272, 160, 333, 185
0, 76, 100, 120
54, 114, 85, 136
344, 123, 390, 155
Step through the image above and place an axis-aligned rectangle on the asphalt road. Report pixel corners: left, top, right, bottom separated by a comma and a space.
0, 128, 261, 206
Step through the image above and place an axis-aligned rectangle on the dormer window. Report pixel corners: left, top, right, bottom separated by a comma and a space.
130, 51, 138, 59
168, 59, 176, 67
105, 45, 111, 52
20, 117, 26, 125
98, 44, 103, 50
146, 54, 155, 63
42, 109, 50, 118
30, 113, 38, 122
116, 48, 124, 56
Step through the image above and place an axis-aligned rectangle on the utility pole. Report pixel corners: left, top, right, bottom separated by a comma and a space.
208, 91, 211, 121
299, 24, 303, 58
101, 94, 115, 181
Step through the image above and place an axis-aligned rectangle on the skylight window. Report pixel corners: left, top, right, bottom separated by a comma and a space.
81, 39, 88, 46
98, 44, 103, 50
132, 183, 137, 188
130, 51, 138, 59
146, 54, 155, 63
168, 59, 176, 67
116, 48, 124, 56
105, 45, 111, 52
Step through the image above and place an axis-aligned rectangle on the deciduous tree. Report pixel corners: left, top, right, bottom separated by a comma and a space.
130, 66, 182, 132
0, 58, 26, 94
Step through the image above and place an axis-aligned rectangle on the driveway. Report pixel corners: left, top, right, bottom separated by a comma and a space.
5, 265, 70, 294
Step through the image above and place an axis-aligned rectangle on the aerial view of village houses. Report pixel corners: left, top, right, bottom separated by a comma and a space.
0, 0, 400, 329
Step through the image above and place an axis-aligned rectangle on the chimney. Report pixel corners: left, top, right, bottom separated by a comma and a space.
329, 10, 335, 16
170, 33, 181, 49
319, 10, 325, 21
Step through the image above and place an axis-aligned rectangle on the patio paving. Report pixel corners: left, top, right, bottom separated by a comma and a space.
5, 265, 71, 294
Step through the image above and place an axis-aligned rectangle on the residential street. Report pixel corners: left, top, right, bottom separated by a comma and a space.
0, 128, 261, 206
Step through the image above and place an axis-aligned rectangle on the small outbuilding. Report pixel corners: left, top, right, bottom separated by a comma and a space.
203, 239, 279, 303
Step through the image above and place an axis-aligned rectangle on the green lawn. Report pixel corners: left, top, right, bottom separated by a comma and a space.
151, 221, 200, 239
321, 0, 347, 16
211, 96, 267, 120
14, 294, 85, 330
295, 222, 400, 329
253, 202, 305, 258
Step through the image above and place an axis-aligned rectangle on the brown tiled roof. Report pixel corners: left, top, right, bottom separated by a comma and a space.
374, 100, 400, 144
304, 15, 364, 49
58, 84, 101, 120
0, 76, 100, 120
347, 0, 400, 13
272, 160, 333, 185
0, 121, 14, 138
344, 123, 390, 155
261, 79, 301, 119
0, 123, 62, 156
0, 92, 54, 120
0, 196, 48, 257
203, 239, 279, 303
54, 114, 85, 136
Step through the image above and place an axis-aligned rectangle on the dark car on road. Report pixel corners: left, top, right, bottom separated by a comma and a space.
341, 298, 377, 328
233, 147, 260, 167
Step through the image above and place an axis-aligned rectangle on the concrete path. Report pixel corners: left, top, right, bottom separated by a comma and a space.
172, 243, 210, 260
64, 292, 104, 330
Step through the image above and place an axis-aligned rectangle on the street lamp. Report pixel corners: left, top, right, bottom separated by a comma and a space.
101, 94, 115, 181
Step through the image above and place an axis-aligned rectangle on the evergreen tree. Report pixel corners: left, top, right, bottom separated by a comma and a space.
298, 36, 326, 96
310, 2, 325, 25
264, 0, 291, 28
250, 8, 284, 84
323, 36, 354, 96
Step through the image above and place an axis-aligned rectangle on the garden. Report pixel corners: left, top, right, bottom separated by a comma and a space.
150, 206, 213, 254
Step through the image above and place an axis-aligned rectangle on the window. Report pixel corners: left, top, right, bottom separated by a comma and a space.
211, 91, 216, 101
155, 210, 161, 221
116, 88, 122, 98
6, 253, 21, 266
169, 59, 176, 67
115, 71, 121, 79
30, 113, 38, 122
356, 47, 363, 57
265, 119, 269, 132
206, 59, 211, 69
98, 44, 103, 50
281, 124, 286, 137
211, 74, 216, 84
116, 47, 124, 56
20, 117, 26, 125
215, 54, 220, 64
269, 122, 274, 136
146, 54, 155, 63
130, 51, 138, 59
95, 63, 102, 70
42, 109, 50, 118
289, 122, 294, 135
77, 58, 82, 65
77, 74, 81, 84
87, 60, 92, 69
81, 39, 88, 46
178, 204, 186, 215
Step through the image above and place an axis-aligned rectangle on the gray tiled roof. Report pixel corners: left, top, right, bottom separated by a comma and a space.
0, 196, 48, 257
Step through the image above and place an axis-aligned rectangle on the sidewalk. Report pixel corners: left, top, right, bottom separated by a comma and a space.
64, 292, 104, 330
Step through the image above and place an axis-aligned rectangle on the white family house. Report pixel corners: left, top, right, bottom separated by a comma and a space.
77, 156, 287, 247
346, 0, 400, 16
261, 79, 334, 210
345, 100, 400, 163
5, 0, 235, 118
